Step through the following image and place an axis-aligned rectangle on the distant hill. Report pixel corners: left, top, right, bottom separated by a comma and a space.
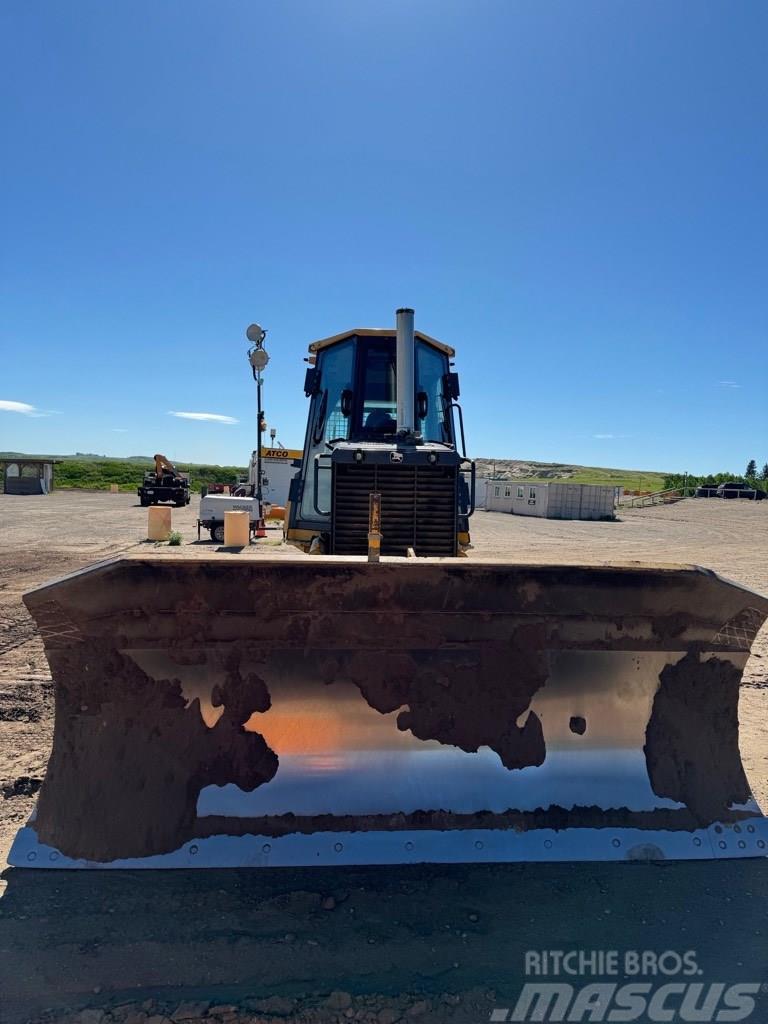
0, 453, 247, 493
0, 451, 154, 463
72, 452, 156, 463
475, 458, 666, 492
1, 452, 668, 494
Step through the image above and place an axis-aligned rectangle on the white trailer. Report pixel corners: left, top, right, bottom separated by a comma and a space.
197, 447, 301, 541
197, 494, 260, 542
259, 446, 302, 507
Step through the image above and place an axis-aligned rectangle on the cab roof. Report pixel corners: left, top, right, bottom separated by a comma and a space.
308, 327, 454, 358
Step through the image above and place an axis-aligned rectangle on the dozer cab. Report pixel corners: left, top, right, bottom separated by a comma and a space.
285, 308, 474, 556
9, 309, 768, 869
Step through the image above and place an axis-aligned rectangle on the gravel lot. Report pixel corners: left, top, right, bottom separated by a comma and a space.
0, 491, 766, 1023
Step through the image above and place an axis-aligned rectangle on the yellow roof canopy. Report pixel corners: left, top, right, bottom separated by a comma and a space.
308, 327, 454, 358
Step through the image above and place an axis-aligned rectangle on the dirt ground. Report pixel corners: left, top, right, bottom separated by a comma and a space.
0, 492, 766, 1024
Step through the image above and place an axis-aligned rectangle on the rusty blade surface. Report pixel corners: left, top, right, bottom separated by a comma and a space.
14, 557, 768, 865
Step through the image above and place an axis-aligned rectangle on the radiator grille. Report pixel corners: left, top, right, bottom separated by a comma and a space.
332, 463, 457, 556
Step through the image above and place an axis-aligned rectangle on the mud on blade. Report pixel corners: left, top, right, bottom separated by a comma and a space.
10, 557, 768, 867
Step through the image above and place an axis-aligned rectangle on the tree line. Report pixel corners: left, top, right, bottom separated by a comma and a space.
663, 460, 768, 491
54, 458, 248, 492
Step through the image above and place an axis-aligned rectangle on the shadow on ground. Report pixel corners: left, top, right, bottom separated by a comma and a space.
1, 859, 767, 1022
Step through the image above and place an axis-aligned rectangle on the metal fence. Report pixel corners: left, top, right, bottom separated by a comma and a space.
694, 487, 762, 499
619, 485, 763, 508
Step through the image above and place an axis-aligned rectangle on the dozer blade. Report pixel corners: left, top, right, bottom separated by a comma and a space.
9, 556, 768, 868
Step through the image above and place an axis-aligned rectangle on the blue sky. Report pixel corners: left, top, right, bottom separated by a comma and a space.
1, 1, 766, 474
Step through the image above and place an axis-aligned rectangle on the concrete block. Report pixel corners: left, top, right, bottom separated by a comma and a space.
147, 506, 172, 541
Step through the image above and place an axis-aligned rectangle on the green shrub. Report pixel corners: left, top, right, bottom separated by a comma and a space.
52, 459, 247, 493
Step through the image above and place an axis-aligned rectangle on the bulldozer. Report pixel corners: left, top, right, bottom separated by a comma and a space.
9, 310, 768, 868
284, 309, 474, 556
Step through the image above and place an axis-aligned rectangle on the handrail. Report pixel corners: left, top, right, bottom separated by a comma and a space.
313, 453, 332, 515
620, 484, 766, 508
460, 460, 476, 517
618, 487, 693, 508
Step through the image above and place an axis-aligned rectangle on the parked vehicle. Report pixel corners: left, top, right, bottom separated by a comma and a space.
695, 481, 765, 500
717, 481, 766, 500
137, 454, 190, 507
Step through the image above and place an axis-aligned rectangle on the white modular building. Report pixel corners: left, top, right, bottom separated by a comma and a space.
260, 446, 302, 507
474, 477, 491, 510
485, 480, 617, 520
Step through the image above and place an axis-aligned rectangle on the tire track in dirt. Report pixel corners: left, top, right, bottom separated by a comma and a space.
0, 609, 38, 657
0, 542, 140, 683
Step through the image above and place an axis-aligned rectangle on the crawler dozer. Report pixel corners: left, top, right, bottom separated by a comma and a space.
10, 310, 768, 868
284, 308, 474, 556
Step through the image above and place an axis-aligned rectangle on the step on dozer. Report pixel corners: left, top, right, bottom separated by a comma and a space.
10, 555, 768, 868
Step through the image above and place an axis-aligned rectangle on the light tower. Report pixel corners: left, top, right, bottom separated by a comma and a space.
246, 323, 269, 513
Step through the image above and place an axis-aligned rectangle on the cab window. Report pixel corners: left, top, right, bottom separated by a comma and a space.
358, 339, 397, 436
415, 341, 452, 443
299, 339, 354, 520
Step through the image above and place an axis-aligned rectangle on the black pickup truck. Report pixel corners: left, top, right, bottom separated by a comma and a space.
697, 481, 766, 500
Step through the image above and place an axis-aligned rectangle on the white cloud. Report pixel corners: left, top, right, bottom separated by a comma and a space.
718, 381, 741, 389
1, 399, 36, 415
593, 433, 616, 439
168, 410, 238, 425
111, 428, 128, 433
0, 399, 55, 418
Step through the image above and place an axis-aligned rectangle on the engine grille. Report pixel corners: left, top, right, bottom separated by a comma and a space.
332, 463, 458, 556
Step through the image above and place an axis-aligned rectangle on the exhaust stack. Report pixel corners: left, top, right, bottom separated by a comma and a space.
395, 307, 415, 434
